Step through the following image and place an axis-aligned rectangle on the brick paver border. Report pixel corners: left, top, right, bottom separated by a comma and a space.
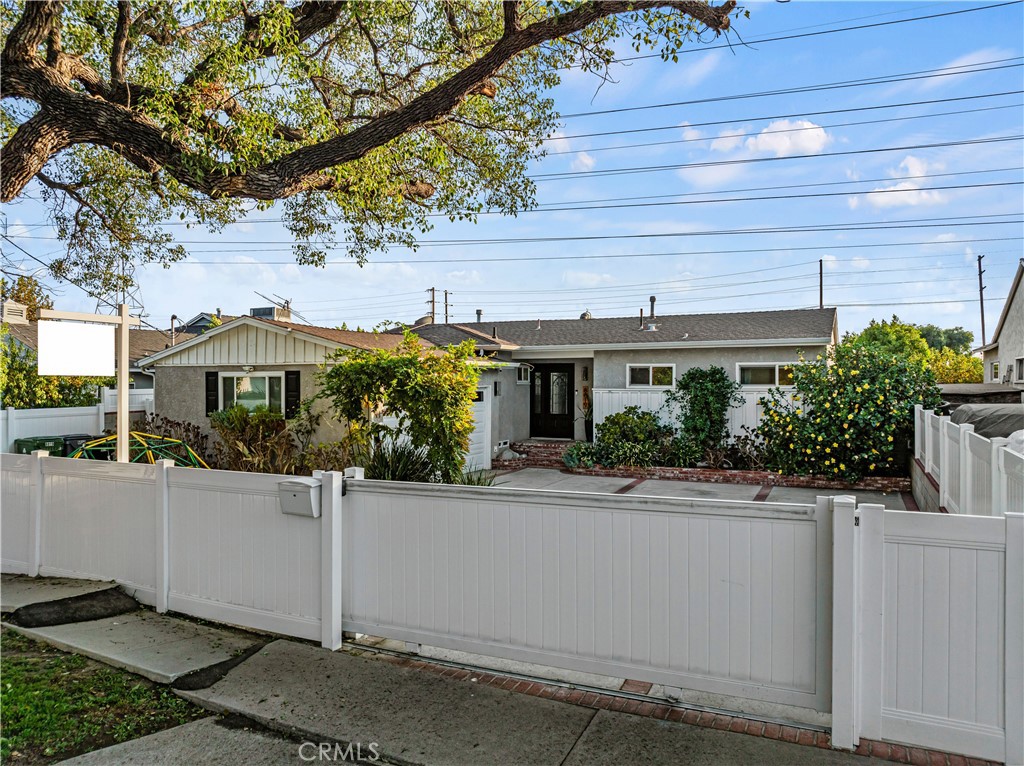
362, 648, 1003, 766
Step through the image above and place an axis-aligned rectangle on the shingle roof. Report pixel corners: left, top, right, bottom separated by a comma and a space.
413, 308, 837, 348
401, 323, 514, 349
3, 322, 193, 365
255, 317, 431, 351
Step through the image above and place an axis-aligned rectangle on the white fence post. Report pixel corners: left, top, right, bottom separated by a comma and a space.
914, 404, 923, 463
6, 406, 16, 450
857, 503, 885, 740
939, 419, 952, 511
28, 449, 48, 577
320, 470, 344, 650
831, 495, 858, 751
95, 402, 105, 433
991, 438, 1010, 516
956, 422, 973, 514
1005, 512, 1024, 766
154, 459, 173, 613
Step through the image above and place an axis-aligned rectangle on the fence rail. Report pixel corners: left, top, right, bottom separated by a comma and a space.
1, 405, 105, 453
914, 405, 1022, 516
2, 452, 1021, 764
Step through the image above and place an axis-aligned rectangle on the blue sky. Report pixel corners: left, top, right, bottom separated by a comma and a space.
3, 0, 1023, 344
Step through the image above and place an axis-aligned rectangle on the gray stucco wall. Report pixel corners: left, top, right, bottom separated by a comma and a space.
151, 364, 345, 444
592, 345, 826, 388
995, 284, 1024, 388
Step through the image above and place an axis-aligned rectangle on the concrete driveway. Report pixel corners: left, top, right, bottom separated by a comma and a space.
494, 468, 907, 510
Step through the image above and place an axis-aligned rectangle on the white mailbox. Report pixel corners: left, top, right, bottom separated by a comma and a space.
278, 477, 322, 518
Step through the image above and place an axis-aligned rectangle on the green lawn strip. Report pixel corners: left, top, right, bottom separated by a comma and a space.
1, 628, 207, 765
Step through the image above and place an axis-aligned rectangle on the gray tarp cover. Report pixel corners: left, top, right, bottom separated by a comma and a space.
950, 403, 1024, 438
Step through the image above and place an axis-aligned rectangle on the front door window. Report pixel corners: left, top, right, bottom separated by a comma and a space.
549, 372, 568, 415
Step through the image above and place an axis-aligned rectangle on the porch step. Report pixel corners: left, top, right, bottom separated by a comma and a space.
497, 440, 575, 469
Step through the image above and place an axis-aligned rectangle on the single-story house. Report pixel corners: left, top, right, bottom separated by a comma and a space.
403, 306, 839, 460
136, 311, 441, 448
975, 257, 1024, 390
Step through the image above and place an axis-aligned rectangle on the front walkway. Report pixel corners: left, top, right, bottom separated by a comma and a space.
494, 467, 908, 509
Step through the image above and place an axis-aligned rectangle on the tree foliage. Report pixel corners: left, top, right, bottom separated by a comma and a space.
0, 326, 108, 408
928, 346, 983, 384
915, 323, 974, 354
1, 0, 739, 294
848, 315, 931, 368
316, 332, 482, 483
757, 342, 942, 482
0, 274, 54, 320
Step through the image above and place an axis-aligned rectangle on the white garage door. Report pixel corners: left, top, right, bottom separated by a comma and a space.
465, 388, 491, 470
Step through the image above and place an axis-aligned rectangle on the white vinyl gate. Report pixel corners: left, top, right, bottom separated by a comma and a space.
342, 481, 833, 711
466, 387, 491, 470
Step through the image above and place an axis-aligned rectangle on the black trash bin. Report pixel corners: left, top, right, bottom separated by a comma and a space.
61, 434, 95, 457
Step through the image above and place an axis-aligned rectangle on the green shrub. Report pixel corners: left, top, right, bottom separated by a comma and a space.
456, 468, 497, 486
562, 441, 598, 469
728, 427, 768, 471
663, 366, 744, 466
594, 406, 673, 467
363, 437, 434, 482
209, 405, 298, 474
757, 342, 941, 482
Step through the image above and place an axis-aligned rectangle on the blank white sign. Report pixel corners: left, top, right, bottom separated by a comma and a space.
37, 321, 115, 376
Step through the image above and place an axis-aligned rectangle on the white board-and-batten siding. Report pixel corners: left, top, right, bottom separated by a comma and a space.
153, 324, 336, 366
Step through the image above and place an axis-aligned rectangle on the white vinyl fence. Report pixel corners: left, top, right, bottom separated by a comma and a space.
0, 405, 105, 453
914, 405, 1024, 516
2, 451, 1021, 764
593, 386, 794, 439
100, 387, 155, 416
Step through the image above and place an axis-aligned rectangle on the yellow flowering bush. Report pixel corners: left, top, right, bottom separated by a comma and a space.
757, 342, 941, 481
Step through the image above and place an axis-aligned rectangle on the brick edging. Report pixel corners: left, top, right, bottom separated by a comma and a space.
563, 465, 910, 493
367, 651, 1000, 765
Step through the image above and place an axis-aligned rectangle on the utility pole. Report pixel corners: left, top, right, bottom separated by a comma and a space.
977, 255, 986, 345
444, 290, 450, 323
427, 287, 436, 323
819, 259, 823, 309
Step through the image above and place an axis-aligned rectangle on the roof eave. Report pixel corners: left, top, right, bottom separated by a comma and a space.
510, 337, 834, 353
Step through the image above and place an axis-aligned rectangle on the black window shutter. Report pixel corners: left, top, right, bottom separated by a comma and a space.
285, 371, 301, 418
205, 371, 219, 415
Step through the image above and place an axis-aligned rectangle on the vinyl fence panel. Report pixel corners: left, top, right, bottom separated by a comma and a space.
342, 481, 833, 711
0, 453, 34, 573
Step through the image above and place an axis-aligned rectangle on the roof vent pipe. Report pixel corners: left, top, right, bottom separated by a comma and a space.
476, 309, 483, 322
650, 295, 656, 320
639, 308, 644, 330
492, 326, 497, 339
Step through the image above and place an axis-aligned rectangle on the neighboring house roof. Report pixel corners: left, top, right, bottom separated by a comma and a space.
408, 308, 837, 350
401, 323, 518, 350
974, 258, 1024, 353
137, 315, 431, 368
3, 322, 192, 367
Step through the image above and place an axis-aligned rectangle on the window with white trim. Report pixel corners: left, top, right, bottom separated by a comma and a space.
738, 364, 795, 386
516, 365, 531, 384
627, 364, 675, 387
220, 372, 284, 412
1016, 357, 1024, 382
992, 362, 1000, 382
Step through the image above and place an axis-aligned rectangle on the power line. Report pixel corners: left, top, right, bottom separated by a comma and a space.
558, 58, 1023, 120
148, 236, 1024, 266
586, 1, 1023, 68
551, 90, 1024, 142
546, 103, 1024, 158
532, 135, 1024, 181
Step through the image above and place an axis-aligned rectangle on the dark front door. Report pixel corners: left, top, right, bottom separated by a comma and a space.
530, 364, 574, 438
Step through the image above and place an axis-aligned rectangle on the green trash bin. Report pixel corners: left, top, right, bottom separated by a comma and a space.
12, 436, 64, 455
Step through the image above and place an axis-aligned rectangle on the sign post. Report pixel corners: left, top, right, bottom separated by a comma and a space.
37, 304, 142, 463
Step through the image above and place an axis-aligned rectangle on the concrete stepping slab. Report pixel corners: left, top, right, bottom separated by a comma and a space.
627, 479, 762, 502
179, 639, 597, 766
8, 610, 259, 684
561, 710, 888, 766
494, 468, 634, 493
59, 717, 306, 765
765, 485, 906, 509
1, 574, 117, 612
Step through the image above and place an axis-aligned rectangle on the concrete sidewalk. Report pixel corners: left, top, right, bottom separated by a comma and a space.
0, 576, 898, 766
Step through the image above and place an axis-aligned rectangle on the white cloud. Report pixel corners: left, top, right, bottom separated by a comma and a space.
851, 257, 871, 270
561, 270, 617, 288
657, 52, 722, 91
821, 255, 839, 271
920, 48, 1014, 91
679, 122, 703, 142
446, 269, 482, 286
864, 182, 945, 209
847, 196, 860, 210
545, 130, 571, 154
710, 128, 746, 153
745, 119, 832, 157
677, 162, 747, 188
571, 152, 596, 172
278, 264, 302, 283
